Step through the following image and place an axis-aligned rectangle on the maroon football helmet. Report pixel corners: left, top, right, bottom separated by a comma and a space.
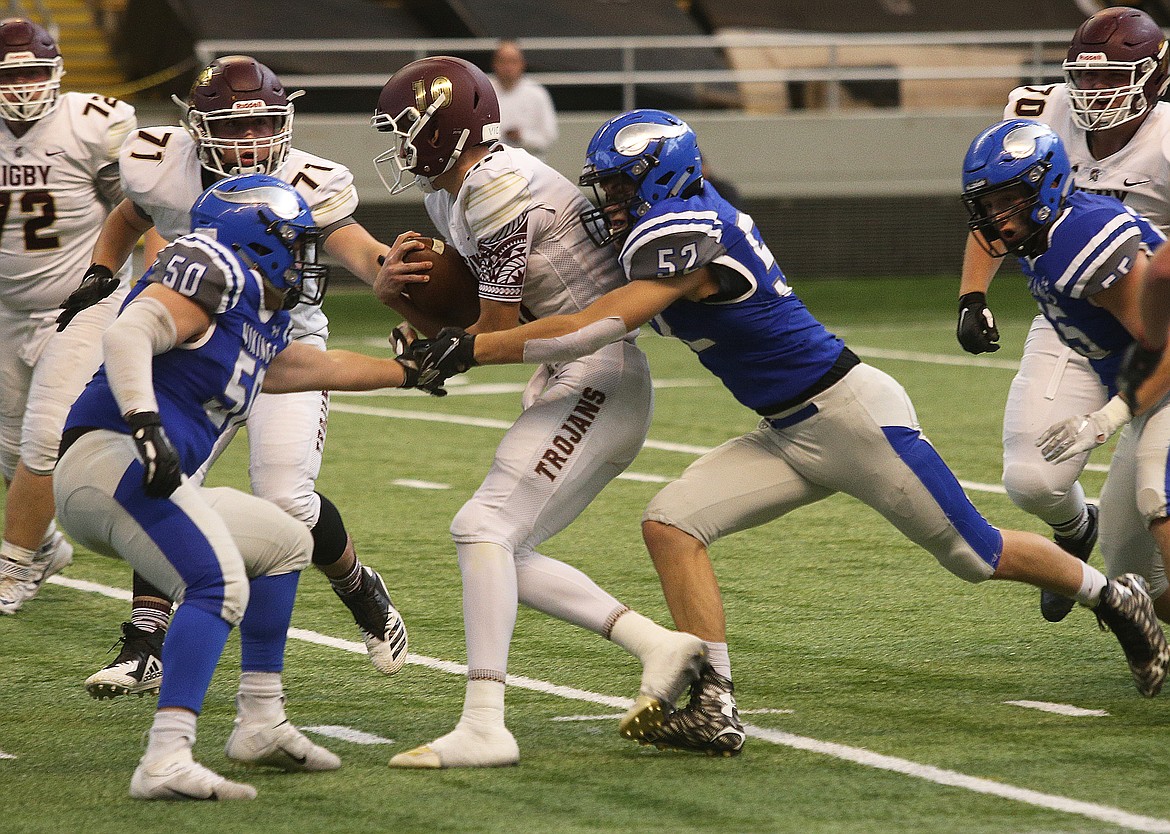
0, 18, 62, 122
371, 56, 501, 193
179, 55, 300, 177
1063, 6, 1170, 130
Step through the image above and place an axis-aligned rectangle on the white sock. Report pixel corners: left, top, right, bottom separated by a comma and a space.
457, 678, 506, 731
608, 610, 670, 661
515, 549, 623, 633
0, 540, 36, 567
704, 641, 732, 679
457, 542, 517, 675
1075, 563, 1109, 606
144, 709, 197, 762
235, 671, 286, 726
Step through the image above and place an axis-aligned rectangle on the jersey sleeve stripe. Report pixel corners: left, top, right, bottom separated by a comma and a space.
1059, 227, 1141, 298
1054, 215, 1139, 294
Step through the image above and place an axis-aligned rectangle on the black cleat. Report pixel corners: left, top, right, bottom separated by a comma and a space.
333, 566, 408, 675
642, 664, 746, 757
1043, 503, 1098, 623
85, 622, 165, 699
1094, 573, 1169, 698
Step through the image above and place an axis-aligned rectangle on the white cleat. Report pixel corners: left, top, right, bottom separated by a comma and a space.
621, 631, 705, 742
129, 749, 257, 801
0, 535, 72, 615
389, 723, 519, 769
225, 719, 341, 772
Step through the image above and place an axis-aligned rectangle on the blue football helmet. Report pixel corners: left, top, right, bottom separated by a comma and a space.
579, 109, 703, 245
961, 119, 1073, 257
189, 173, 328, 309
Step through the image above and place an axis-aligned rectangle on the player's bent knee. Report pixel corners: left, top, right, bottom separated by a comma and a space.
451, 499, 509, 545
1002, 461, 1075, 516
264, 489, 320, 528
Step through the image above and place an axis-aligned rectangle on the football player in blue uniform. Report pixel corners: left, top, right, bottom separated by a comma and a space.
963, 119, 1170, 630
403, 110, 1170, 756
54, 175, 426, 799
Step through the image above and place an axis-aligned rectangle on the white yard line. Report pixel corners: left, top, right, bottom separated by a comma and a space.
300, 726, 395, 745
1004, 700, 1110, 717
328, 402, 1037, 498
45, 574, 1170, 832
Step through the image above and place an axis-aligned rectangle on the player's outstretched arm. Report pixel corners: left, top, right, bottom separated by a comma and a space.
263, 341, 413, 394
474, 272, 699, 365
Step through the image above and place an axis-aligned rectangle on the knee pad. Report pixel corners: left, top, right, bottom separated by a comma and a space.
1002, 459, 1075, 518
451, 498, 500, 544
311, 492, 348, 567
262, 486, 320, 528
183, 571, 250, 627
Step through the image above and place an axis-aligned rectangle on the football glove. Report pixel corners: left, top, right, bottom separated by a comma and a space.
956, 291, 1000, 354
1036, 396, 1131, 464
391, 323, 446, 397
57, 264, 120, 331
419, 327, 477, 384
126, 411, 183, 498
1117, 341, 1165, 408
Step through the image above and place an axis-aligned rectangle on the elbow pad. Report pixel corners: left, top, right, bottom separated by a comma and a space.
521, 316, 629, 364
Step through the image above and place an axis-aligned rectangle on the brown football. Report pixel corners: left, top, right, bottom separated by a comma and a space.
400, 237, 480, 329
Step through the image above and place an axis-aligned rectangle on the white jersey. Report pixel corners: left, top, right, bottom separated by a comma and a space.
424, 144, 625, 322
1005, 83, 1170, 232
0, 92, 135, 311
119, 126, 359, 338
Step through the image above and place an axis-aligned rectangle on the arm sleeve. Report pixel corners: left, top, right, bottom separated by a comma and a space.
102, 296, 177, 417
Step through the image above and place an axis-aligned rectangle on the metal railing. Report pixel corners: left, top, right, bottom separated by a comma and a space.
194, 30, 1077, 111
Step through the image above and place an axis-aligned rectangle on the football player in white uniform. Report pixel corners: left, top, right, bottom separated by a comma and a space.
956, 6, 1170, 622
65, 56, 409, 696
0, 18, 135, 615
371, 56, 704, 769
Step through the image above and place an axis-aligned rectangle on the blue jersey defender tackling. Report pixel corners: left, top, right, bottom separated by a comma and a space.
54, 175, 424, 800
963, 118, 1170, 630
403, 109, 1170, 757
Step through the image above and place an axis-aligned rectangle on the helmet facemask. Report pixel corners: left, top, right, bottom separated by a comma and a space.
371, 89, 469, 194
579, 167, 649, 247
962, 173, 1050, 258
180, 93, 298, 178
1064, 45, 1169, 130
0, 54, 62, 122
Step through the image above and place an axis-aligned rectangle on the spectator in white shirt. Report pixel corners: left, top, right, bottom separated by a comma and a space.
490, 40, 558, 157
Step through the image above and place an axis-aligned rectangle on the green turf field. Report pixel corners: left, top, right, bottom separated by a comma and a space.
4, 276, 1167, 834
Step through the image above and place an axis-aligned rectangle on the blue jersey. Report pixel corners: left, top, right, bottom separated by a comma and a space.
66, 233, 292, 474
619, 182, 844, 414
1020, 190, 1164, 394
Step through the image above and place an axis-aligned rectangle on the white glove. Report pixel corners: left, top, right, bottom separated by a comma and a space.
1036, 395, 1131, 464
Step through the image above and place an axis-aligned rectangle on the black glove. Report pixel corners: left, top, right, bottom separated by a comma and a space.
126, 411, 183, 498
956, 291, 1001, 354
57, 265, 120, 331
391, 323, 446, 396
1117, 341, 1164, 407
418, 327, 477, 385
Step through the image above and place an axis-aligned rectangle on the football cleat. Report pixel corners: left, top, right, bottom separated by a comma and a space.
0, 533, 73, 615
85, 622, 165, 699
642, 665, 746, 757
1094, 573, 1170, 698
619, 631, 705, 742
389, 723, 519, 769
333, 565, 409, 675
130, 748, 256, 801
1043, 503, 1098, 623
225, 719, 341, 772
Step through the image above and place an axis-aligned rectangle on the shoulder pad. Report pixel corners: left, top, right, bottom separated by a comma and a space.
148, 235, 250, 317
